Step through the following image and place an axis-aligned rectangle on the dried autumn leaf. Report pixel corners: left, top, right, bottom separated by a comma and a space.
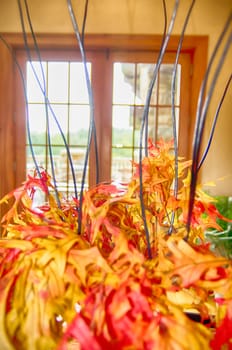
0, 275, 16, 350
166, 238, 229, 288
211, 299, 232, 350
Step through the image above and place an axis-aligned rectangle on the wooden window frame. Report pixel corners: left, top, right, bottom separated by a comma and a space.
0, 33, 208, 219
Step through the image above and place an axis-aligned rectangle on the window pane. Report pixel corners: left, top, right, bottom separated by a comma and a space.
26, 146, 46, 172
55, 146, 86, 183
157, 107, 179, 141
136, 64, 157, 105
113, 63, 135, 105
48, 104, 68, 144
159, 64, 181, 105
69, 105, 90, 145
70, 62, 91, 103
48, 62, 69, 103
111, 148, 133, 183
27, 104, 46, 144
112, 106, 133, 147
27, 61, 47, 103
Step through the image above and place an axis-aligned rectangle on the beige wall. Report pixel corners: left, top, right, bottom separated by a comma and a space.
0, 0, 232, 195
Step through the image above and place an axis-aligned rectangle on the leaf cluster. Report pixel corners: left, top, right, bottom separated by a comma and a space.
0, 140, 232, 349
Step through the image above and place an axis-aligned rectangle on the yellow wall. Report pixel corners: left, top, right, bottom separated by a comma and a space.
0, 0, 232, 195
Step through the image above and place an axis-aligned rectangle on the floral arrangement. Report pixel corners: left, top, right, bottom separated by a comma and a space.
1, 139, 232, 350
1, 0, 231, 348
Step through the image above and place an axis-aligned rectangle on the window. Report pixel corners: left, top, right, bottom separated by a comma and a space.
26, 61, 92, 197
111, 61, 181, 183
0, 34, 208, 211
26, 58, 182, 196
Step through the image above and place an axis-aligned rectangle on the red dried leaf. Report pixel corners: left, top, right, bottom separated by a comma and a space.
211, 299, 232, 350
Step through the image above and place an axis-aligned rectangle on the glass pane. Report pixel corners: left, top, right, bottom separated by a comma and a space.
136, 64, 157, 105
27, 104, 46, 144
48, 104, 68, 145
132, 147, 141, 163
48, 62, 69, 103
69, 105, 90, 145
159, 64, 181, 105
111, 148, 133, 183
133, 106, 157, 130
112, 106, 133, 147
26, 146, 46, 171
133, 105, 144, 130
70, 62, 91, 103
113, 63, 135, 105
27, 61, 47, 103
174, 65, 181, 105
45, 146, 63, 180
157, 107, 179, 141
133, 106, 157, 145
148, 107, 158, 141
55, 146, 87, 184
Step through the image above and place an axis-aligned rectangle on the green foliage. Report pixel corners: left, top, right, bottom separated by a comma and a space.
206, 196, 232, 259
214, 196, 232, 230
28, 129, 138, 158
